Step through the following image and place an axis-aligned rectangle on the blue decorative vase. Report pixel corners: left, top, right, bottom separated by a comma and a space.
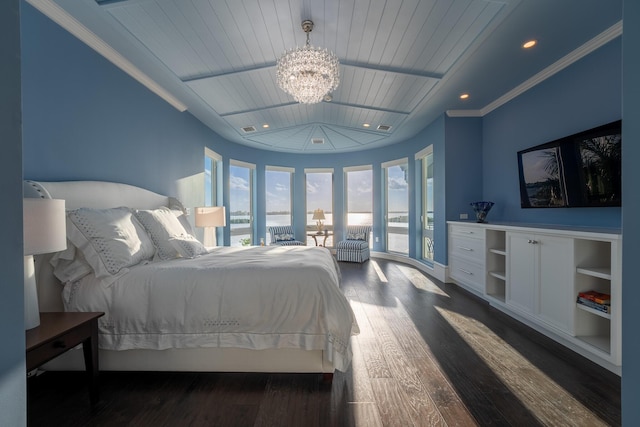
470, 201, 494, 223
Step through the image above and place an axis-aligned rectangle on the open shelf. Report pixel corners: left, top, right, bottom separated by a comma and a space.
575, 334, 611, 354
576, 267, 612, 280
489, 271, 506, 281
576, 302, 611, 319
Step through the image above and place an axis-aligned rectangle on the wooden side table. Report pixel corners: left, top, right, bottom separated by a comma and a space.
26, 311, 104, 404
308, 231, 333, 246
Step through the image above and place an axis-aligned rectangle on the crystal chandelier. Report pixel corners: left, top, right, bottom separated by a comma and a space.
276, 20, 340, 104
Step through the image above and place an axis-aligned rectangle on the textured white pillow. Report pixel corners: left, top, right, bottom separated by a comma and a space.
66, 207, 155, 280
134, 207, 189, 260
169, 234, 209, 259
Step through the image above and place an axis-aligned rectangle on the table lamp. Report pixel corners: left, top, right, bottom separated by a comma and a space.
312, 208, 325, 233
195, 206, 226, 246
23, 198, 67, 330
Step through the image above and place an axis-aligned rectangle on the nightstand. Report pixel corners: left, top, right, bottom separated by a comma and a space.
26, 312, 104, 404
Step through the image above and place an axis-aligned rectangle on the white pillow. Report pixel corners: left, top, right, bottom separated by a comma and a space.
66, 207, 155, 280
169, 234, 209, 259
49, 241, 92, 283
134, 207, 189, 260
173, 210, 195, 237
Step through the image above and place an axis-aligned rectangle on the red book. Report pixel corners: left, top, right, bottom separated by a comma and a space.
578, 290, 611, 305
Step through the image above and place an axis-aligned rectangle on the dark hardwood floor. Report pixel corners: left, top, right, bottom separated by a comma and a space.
27, 258, 621, 426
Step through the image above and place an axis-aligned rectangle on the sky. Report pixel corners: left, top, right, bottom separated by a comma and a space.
227, 164, 408, 215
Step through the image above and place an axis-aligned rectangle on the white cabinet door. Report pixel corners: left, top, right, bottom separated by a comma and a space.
538, 235, 574, 333
507, 232, 537, 314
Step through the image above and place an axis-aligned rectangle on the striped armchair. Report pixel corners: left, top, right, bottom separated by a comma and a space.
267, 225, 305, 246
336, 225, 372, 262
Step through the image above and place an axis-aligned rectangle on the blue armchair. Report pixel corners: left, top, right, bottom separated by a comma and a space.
336, 225, 372, 262
267, 225, 305, 246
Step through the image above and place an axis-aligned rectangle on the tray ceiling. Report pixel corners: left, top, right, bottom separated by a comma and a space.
29, 0, 622, 153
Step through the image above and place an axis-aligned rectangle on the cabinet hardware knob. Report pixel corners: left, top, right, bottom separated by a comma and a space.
460, 269, 473, 275
459, 247, 473, 251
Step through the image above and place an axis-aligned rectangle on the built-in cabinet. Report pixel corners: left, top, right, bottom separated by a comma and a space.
447, 221, 622, 374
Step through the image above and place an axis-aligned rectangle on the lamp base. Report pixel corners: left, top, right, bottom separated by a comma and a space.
203, 226, 217, 247
24, 255, 40, 330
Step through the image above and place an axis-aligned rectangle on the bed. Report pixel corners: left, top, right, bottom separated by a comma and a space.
24, 180, 359, 377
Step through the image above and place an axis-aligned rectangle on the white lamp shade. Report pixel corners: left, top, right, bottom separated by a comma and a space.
23, 199, 67, 255
195, 206, 226, 227
312, 209, 325, 220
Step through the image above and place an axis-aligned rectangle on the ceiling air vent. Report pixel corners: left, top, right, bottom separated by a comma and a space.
241, 126, 256, 133
312, 138, 325, 145
377, 124, 392, 131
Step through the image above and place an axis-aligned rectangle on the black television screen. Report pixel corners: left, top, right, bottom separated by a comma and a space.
517, 120, 621, 208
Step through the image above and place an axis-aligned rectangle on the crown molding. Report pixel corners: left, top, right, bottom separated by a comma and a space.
446, 109, 483, 117
26, 0, 188, 112
448, 20, 623, 119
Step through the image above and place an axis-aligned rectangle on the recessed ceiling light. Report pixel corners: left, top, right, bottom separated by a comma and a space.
460, 93, 470, 100
523, 40, 537, 49
262, 124, 270, 129
363, 123, 370, 128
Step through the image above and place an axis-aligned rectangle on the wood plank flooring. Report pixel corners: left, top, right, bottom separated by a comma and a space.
27, 258, 621, 426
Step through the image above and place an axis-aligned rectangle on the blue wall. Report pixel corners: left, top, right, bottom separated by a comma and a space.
14, 1, 639, 423
21, 4, 210, 197
0, 1, 27, 425
622, 0, 640, 423
482, 37, 622, 228
21, 2, 624, 256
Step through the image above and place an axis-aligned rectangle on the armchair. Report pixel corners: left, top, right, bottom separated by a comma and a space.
336, 225, 372, 262
267, 225, 305, 246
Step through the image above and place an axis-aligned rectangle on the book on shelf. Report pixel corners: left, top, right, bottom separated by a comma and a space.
576, 296, 611, 314
578, 290, 611, 305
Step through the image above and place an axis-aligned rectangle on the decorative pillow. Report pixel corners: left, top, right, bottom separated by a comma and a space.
347, 232, 366, 241
66, 207, 155, 280
169, 234, 209, 259
173, 210, 195, 237
134, 207, 190, 260
275, 233, 295, 242
49, 241, 92, 283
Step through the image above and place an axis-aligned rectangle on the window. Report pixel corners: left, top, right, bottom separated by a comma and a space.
204, 148, 223, 245
204, 148, 221, 207
305, 169, 333, 247
229, 160, 255, 247
265, 166, 293, 243
417, 146, 434, 262
345, 166, 373, 246
383, 159, 409, 255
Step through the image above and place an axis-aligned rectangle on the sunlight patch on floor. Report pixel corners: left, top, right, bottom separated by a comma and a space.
370, 260, 388, 283
436, 307, 609, 426
396, 265, 449, 297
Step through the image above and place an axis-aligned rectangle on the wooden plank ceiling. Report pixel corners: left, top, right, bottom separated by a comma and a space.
46, 0, 622, 153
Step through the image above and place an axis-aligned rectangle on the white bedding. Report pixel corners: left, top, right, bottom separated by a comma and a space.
62, 245, 359, 371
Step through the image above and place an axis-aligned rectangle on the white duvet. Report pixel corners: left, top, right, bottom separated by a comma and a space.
63, 246, 359, 371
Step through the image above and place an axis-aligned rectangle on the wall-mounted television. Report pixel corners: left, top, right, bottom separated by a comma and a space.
517, 120, 621, 208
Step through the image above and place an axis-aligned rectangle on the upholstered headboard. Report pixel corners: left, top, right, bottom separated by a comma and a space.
23, 180, 186, 311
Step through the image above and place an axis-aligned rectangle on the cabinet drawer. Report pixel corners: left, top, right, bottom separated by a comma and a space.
26, 324, 90, 371
449, 256, 485, 291
450, 235, 485, 262
450, 224, 483, 239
